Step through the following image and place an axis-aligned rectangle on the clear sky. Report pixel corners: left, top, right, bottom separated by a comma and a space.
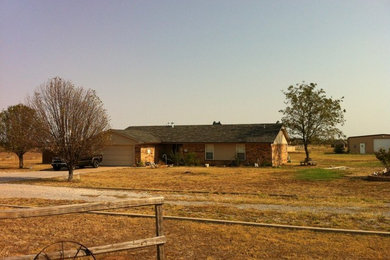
0, 0, 389, 137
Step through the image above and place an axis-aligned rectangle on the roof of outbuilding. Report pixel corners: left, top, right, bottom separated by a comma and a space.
114, 123, 285, 144
347, 134, 390, 140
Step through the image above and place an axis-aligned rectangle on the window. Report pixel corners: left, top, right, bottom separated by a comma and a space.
205, 144, 214, 160
236, 144, 245, 161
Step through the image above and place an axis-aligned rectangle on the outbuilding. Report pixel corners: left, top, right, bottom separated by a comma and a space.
347, 134, 390, 154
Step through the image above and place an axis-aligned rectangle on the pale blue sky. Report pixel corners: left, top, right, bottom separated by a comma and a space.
0, 0, 389, 136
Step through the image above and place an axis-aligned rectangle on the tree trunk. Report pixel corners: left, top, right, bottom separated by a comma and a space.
17, 153, 24, 169
67, 164, 74, 181
304, 143, 310, 161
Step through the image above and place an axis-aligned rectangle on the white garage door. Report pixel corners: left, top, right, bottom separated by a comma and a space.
101, 145, 134, 166
373, 139, 390, 152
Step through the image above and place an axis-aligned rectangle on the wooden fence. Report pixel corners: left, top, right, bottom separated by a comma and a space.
0, 197, 165, 260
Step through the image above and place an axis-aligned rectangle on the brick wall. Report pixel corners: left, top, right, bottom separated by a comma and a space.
151, 142, 287, 167
182, 143, 205, 163
182, 143, 275, 166
245, 143, 273, 166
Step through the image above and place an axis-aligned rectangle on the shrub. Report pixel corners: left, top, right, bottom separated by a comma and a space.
168, 152, 184, 166
184, 152, 200, 166
375, 148, 390, 168
136, 161, 145, 167
333, 143, 345, 154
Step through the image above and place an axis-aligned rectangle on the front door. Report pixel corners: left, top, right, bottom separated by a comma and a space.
360, 143, 366, 154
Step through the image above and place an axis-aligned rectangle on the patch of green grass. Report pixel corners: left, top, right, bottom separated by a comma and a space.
295, 168, 344, 181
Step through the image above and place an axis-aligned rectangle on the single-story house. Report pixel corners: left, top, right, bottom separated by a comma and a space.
101, 123, 289, 167
348, 134, 390, 154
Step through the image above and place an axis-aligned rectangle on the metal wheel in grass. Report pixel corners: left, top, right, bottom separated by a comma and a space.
34, 241, 96, 260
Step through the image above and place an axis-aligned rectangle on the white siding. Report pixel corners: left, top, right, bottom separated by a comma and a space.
373, 139, 390, 152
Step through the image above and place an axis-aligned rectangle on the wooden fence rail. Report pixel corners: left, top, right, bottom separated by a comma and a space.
0, 197, 165, 260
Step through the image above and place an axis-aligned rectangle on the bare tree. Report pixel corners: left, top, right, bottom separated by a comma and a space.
29, 77, 110, 181
0, 104, 38, 168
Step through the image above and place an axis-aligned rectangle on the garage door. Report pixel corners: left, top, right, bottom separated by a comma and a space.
101, 145, 134, 166
374, 139, 390, 152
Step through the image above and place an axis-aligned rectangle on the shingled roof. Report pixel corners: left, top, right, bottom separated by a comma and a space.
115, 123, 285, 144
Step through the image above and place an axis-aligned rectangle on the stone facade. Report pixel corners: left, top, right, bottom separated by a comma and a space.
135, 145, 156, 165
271, 144, 288, 166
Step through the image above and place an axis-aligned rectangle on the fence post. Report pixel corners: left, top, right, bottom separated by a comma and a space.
155, 204, 165, 260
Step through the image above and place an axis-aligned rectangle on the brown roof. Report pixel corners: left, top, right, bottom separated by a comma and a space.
116, 123, 285, 144
111, 129, 161, 143
348, 134, 390, 140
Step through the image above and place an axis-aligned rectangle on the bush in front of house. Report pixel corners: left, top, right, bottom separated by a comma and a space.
136, 161, 145, 167
167, 152, 200, 166
168, 152, 184, 165
184, 152, 200, 166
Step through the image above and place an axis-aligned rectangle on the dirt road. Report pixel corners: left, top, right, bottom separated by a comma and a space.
0, 167, 125, 183
0, 184, 150, 201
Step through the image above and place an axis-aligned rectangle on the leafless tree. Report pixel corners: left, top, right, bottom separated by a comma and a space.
0, 104, 38, 168
29, 77, 110, 181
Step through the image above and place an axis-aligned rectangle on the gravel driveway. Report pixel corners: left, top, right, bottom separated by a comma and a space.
0, 167, 125, 183
0, 166, 151, 202
0, 184, 150, 202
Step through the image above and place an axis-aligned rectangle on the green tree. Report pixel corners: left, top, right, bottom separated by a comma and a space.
375, 148, 390, 169
279, 82, 346, 161
29, 77, 110, 181
0, 104, 38, 168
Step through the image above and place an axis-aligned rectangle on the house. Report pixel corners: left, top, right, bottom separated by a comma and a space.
101, 123, 289, 167
348, 134, 390, 154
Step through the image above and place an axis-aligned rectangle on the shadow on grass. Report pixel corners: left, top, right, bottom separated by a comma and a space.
11, 177, 80, 184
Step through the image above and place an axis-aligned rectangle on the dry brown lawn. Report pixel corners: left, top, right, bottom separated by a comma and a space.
20, 147, 389, 207
0, 151, 49, 171
2, 147, 390, 258
0, 198, 389, 259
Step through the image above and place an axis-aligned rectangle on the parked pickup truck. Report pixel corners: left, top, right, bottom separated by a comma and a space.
51, 155, 103, 171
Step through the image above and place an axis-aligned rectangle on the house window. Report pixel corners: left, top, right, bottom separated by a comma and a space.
205, 144, 214, 160
236, 144, 245, 161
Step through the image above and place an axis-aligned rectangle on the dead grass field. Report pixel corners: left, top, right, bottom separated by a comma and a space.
20, 147, 389, 206
1, 147, 390, 258
0, 198, 389, 259
0, 151, 48, 171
